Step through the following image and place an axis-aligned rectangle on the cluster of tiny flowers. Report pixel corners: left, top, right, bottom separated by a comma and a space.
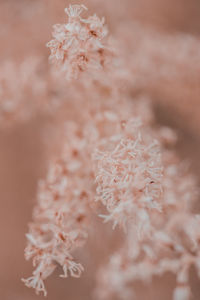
47, 4, 110, 80
22, 120, 97, 296
93, 119, 163, 233
22, 4, 200, 300
94, 151, 199, 300
22, 53, 163, 295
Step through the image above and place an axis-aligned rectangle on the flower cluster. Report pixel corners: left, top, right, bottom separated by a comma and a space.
22, 4, 200, 300
93, 119, 163, 233
47, 4, 110, 80
94, 152, 199, 300
22, 120, 96, 296
22, 64, 165, 294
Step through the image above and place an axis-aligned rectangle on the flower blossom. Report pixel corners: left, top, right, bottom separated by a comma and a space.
22, 73, 164, 295
22, 120, 97, 296
22, 4, 200, 300
93, 119, 163, 233
47, 4, 110, 79
94, 150, 199, 300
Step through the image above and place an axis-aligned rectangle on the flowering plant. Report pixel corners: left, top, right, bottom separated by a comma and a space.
19, 4, 200, 300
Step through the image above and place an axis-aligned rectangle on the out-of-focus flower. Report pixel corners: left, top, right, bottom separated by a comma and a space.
0, 57, 47, 126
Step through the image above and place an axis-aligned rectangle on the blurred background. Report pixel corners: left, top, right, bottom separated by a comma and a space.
0, 0, 200, 299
